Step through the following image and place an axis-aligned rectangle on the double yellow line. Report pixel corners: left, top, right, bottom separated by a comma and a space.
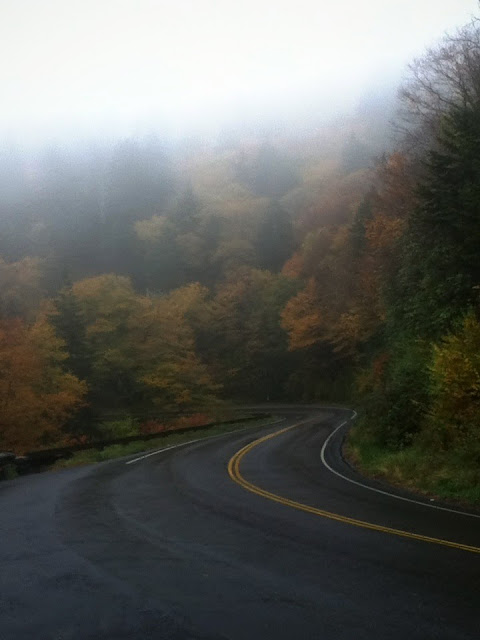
227, 423, 480, 555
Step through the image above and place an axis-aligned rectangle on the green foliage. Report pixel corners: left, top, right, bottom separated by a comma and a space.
0, 463, 18, 481
358, 99, 480, 464
350, 191, 374, 254
426, 312, 480, 456
347, 422, 480, 505
390, 103, 480, 339
96, 418, 139, 440
357, 338, 431, 448
203, 268, 299, 401
50, 286, 92, 380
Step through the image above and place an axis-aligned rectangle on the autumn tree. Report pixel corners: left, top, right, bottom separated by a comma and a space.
71, 274, 219, 414
0, 256, 44, 321
427, 312, 480, 454
202, 268, 299, 400
0, 315, 86, 453
134, 284, 220, 410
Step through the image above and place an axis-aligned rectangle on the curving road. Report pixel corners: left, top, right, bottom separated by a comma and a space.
1, 406, 479, 639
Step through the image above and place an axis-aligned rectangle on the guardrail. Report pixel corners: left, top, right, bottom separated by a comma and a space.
0, 413, 268, 479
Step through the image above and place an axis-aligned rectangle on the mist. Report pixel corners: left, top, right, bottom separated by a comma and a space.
1, 0, 476, 146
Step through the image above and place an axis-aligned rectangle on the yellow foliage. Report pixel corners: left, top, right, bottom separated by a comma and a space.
428, 313, 480, 448
0, 256, 44, 320
134, 215, 169, 243
71, 275, 219, 411
365, 215, 405, 253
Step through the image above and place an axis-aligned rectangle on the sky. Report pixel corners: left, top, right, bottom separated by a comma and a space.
1, 0, 478, 142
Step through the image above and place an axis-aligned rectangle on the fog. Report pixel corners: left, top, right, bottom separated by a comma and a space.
2, 0, 480, 479
1, 0, 477, 144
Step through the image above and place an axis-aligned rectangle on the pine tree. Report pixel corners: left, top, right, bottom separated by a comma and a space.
391, 102, 480, 339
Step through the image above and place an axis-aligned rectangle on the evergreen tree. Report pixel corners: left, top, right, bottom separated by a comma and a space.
350, 190, 375, 254
256, 201, 294, 272
51, 286, 92, 380
391, 102, 480, 339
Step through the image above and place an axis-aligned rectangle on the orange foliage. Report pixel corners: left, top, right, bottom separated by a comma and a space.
365, 215, 405, 253
281, 279, 323, 350
282, 252, 304, 279
0, 316, 86, 453
139, 413, 212, 434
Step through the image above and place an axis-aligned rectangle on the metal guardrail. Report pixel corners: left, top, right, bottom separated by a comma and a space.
1, 413, 269, 478
0, 452, 16, 466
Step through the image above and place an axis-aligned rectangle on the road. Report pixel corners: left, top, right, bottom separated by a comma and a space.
1, 406, 479, 639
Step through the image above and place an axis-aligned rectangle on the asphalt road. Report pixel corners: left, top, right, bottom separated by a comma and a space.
1, 406, 479, 639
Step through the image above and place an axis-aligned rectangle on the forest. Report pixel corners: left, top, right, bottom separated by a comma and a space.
1, 19, 480, 500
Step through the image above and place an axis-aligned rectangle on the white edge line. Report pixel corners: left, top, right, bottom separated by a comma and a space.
125, 418, 286, 465
320, 411, 480, 520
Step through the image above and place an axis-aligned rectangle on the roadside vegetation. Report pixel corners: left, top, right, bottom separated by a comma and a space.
344, 21, 480, 506
346, 425, 480, 507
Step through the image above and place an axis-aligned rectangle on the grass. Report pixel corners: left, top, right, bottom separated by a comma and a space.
0, 463, 18, 481
345, 423, 480, 507
52, 415, 281, 470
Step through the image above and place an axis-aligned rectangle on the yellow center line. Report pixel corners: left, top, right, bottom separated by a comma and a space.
227, 422, 480, 555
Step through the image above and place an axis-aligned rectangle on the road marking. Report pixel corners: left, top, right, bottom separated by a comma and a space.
126, 418, 286, 465
320, 416, 480, 520
227, 421, 480, 554
126, 440, 202, 465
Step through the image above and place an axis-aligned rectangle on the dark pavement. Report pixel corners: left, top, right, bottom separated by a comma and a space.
1, 406, 479, 639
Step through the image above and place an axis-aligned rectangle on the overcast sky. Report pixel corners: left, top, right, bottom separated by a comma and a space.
1, 0, 477, 142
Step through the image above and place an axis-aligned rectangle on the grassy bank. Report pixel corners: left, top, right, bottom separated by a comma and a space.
345, 423, 480, 507
52, 415, 281, 470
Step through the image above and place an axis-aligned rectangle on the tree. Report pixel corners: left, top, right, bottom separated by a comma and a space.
234, 143, 299, 198
399, 18, 480, 152
135, 215, 185, 292
173, 186, 200, 233
135, 285, 220, 411
205, 269, 298, 400
0, 256, 44, 321
71, 275, 220, 413
391, 101, 480, 339
256, 201, 294, 272
49, 286, 97, 439
427, 312, 480, 453
50, 286, 92, 380
102, 137, 175, 284
0, 315, 86, 453
281, 278, 323, 351
341, 133, 371, 174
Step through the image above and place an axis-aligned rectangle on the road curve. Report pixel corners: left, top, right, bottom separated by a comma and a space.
1, 406, 479, 639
